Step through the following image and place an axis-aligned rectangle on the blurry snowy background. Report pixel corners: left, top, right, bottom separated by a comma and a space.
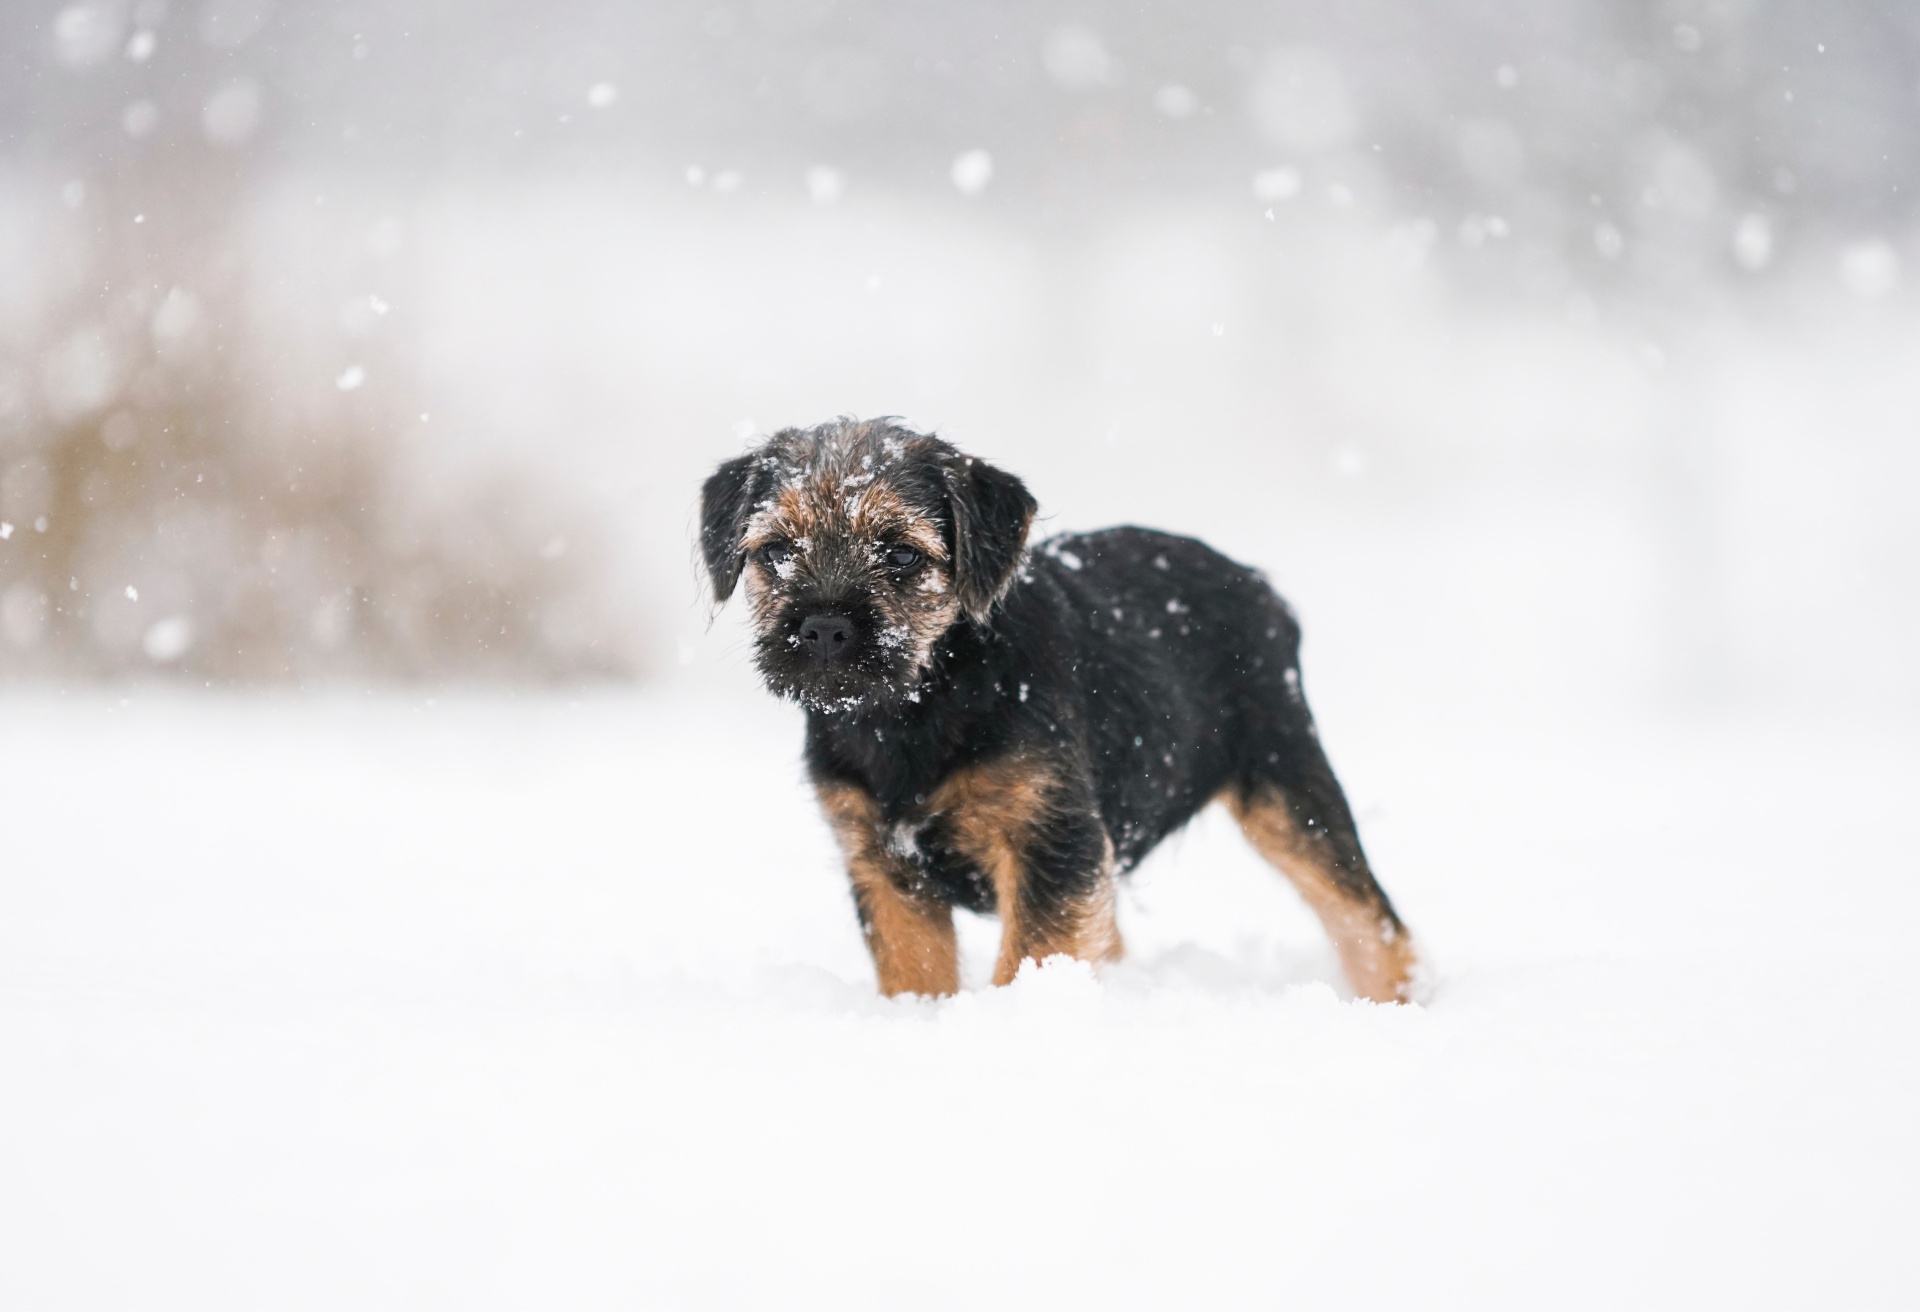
3, 0, 1916, 702
3, 3, 1919, 1308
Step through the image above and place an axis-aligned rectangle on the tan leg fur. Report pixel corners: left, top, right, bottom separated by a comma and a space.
1223, 787, 1420, 1003
816, 782, 958, 997
929, 759, 1124, 986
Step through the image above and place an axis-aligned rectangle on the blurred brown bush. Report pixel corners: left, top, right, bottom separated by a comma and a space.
0, 141, 642, 683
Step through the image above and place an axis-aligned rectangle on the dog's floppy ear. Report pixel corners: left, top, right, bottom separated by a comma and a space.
943, 455, 1037, 625
700, 452, 764, 604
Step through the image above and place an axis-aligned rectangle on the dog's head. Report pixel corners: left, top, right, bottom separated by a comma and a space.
701, 418, 1035, 713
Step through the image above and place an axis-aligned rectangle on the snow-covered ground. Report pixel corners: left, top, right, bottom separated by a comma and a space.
2, 689, 1914, 1308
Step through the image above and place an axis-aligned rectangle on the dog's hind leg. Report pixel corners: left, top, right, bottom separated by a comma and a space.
816, 781, 958, 997
1223, 740, 1420, 1003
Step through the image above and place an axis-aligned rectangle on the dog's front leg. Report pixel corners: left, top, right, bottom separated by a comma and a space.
815, 780, 958, 997
986, 823, 1123, 987
927, 758, 1123, 986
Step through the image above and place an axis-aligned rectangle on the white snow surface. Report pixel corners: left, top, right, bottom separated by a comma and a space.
1, 691, 1916, 1309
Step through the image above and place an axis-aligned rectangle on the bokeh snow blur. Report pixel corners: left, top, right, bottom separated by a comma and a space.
1, 1, 1915, 705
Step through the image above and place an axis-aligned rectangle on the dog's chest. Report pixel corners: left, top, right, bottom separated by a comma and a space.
880, 804, 997, 913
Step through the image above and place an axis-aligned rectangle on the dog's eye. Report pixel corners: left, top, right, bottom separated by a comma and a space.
882, 543, 923, 574
757, 541, 793, 569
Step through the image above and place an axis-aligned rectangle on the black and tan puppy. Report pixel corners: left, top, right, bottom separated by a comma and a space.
701, 417, 1420, 1002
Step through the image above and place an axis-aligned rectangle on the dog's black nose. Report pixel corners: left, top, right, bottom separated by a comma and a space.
798, 614, 857, 665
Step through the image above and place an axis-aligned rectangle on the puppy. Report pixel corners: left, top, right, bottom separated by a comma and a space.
701, 417, 1419, 1001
